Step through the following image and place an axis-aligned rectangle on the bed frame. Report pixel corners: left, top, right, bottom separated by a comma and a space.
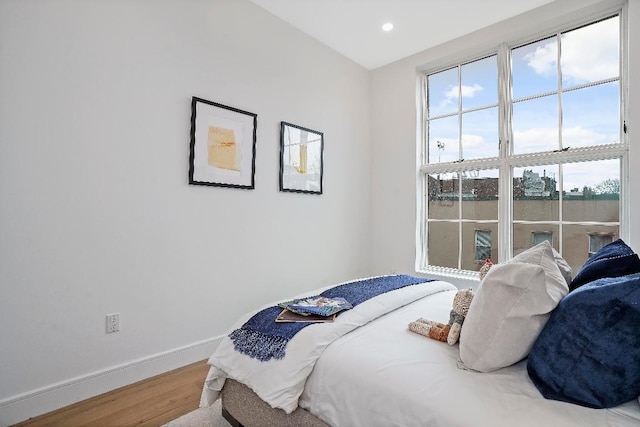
221, 379, 329, 427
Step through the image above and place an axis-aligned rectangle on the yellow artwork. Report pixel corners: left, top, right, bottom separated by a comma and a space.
296, 144, 308, 174
208, 126, 241, 171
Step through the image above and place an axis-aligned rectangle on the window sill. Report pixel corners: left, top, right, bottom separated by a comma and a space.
417, 266, 480, 282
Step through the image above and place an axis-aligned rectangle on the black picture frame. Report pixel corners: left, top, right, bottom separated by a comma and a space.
189, 97, 257, 189
279, 122, 324, 195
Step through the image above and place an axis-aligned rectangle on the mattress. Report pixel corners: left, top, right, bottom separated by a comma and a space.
299, 289, 640, 427
203, 280, 640, 426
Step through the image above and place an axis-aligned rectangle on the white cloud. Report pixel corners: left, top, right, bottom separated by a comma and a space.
563, 159, 619, 192
444, 83, 483, 101
524, 42, 557, 77
513, 125, 611, 152
513, 127, 557, 152
461, 133, 498, 159
524, 18, 618, 84
461, 133, 484, 146
562, 125, 613, 147
561, 24, 618, 84
462, 84, 483, 98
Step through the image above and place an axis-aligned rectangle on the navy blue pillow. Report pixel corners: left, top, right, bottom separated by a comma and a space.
527, 273, 640, 409
569, 239, 640, 292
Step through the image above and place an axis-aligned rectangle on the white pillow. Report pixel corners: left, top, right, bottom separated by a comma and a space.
459, 241, 569, 372
552, 247, 572, 285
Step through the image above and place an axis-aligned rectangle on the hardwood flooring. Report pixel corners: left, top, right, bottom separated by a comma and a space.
12, 359, 210, 427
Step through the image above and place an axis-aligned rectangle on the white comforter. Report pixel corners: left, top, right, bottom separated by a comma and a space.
200, 279, 456, 414
299, 289, 640, 427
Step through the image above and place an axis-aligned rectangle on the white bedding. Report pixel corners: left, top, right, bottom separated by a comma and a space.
200, 278, 456, 414
299, 289, 640, 427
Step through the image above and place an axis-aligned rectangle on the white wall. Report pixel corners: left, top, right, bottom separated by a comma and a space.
0, 0, 371, 423
370, 0, 639, 287
2, 0, 638, 424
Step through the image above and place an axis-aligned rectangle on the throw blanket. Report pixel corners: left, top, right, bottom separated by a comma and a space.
201, 276, 456, 413
229, 275, 433, 362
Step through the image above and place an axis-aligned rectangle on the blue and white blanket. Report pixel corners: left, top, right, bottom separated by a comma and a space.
201, 275, 456, 413
229, 275, 433, 362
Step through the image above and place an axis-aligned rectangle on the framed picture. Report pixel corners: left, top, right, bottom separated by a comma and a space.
189, 97, 257, 189
279, 122, 324, 195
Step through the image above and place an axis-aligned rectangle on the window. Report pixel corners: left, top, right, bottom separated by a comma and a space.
532, 231, 553, 247
475, 230, 492, 261
589, 233, 615, 257
419, 12, 626, 276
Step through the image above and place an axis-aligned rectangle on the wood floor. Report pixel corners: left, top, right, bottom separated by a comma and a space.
12, 359, 211, 427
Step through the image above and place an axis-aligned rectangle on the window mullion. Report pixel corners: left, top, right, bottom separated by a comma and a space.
497, 43, 512, 263
458, 177, 463, 270
417, 74, 428, 271
619, 5, 629, 244
557, 31, 564, 151
556, 31, 565, 254
457, 65, 464, 269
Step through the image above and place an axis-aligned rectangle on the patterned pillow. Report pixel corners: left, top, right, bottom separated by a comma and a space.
528, 272, 640, 408
569, 239, 640, 292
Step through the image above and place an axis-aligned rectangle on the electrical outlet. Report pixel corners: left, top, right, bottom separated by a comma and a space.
106, 313, 120, 333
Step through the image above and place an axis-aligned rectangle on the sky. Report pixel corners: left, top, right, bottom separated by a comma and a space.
427, 16, 620, 193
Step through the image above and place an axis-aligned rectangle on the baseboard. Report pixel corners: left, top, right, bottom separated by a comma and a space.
0, 335, 223, 426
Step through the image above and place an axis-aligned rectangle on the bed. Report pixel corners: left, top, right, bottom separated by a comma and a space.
200, 241, 640, 426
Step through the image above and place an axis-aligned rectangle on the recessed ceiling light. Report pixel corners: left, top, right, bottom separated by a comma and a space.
382, 22, 394, 32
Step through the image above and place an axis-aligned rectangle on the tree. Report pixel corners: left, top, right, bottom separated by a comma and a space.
593, 178, 620, 195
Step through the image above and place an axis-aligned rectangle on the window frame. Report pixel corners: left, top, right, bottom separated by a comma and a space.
416, 6, 629, 279
532, 231, 553, 247
474, 229, 492, 262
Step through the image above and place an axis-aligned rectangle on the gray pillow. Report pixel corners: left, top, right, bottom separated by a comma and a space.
459, 241, 569, 372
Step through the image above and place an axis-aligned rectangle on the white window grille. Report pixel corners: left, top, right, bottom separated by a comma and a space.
418, 10, 627, 277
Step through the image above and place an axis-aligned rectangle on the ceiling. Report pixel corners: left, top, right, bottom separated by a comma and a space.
250, 0, 557, 70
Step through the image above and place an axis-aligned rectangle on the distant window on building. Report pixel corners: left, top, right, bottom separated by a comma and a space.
589, 234, 614, 257
532, 232, 553, 247
475, 230, 492, 261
